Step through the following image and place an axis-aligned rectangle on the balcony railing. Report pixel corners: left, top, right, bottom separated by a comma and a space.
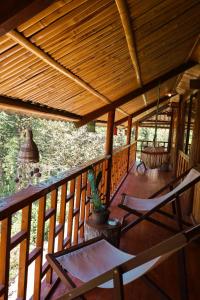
176, 150, 189, 177
0, 142, 136, 299
137, 139, 169, 153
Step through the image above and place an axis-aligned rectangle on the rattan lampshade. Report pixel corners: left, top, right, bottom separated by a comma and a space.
18, 129, 39, 163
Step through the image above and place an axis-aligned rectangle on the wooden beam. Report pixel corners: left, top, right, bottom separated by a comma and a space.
7, 30, 128, 117
138, 103, 170, 124
77, 61, 197, 127
114, 95, 171, 126
0, 95, 82, 122
140, 120, 171, 124
115, 0, 147, 106
0, 0, 57, 36
190, 79, 200, 89
173, 35, 200, 93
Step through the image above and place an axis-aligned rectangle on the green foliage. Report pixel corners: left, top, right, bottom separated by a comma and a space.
88, 167, 103, 211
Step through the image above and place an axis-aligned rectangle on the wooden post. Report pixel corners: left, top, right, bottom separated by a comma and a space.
105, 110, 115, 205
189, 93, 200, 167
169, 102, 180, 173
126, 116, 132, 172
185, 95, 193, 155
177, 95, 186, 152
190, 93, 200, 222
134, 122, 139, 141
134, 122, 139, 160
167, 111, 173, 152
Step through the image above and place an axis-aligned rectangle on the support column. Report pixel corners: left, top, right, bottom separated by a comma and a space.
134, 122, 139, 161
169, 102, 179, 173
134, 122, 139, 141
189, 92, 200, 167
105, 110, 115, 205
189, 93, 200, 220
185, 95, 193, 155
177, 95, 186, 152
126, 116, 132, 172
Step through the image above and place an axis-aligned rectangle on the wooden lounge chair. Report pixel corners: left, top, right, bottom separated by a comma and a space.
118, 168, 200, 234
46, 225, 200, 300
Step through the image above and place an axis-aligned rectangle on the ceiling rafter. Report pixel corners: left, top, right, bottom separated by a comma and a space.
0, 0, 58, 37
114, 95, 171, 126
172, 35, 200, 93
6, 30, 129, 117
0, 95, 82, 122
77, 60, 197, 127
115, 0, 147, 106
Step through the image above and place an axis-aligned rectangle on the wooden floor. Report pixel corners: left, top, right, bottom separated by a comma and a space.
46, 168, 200, 300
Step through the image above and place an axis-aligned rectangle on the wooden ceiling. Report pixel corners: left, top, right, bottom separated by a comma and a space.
0, 0, 199, 124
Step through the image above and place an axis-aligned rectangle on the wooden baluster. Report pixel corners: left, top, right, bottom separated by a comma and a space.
85, 177, 91, 221
0, 217, 11, 300
18, 204, 32, 299
102, 161, 107, 202
33, 196, 46, 300
80, 172, 87, 239
46, 189, 58, 284
73, 175, 82, 245
58, 183, 67, 251
67, 179, 75, 247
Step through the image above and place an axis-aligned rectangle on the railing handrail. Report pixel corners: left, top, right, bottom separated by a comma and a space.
137, 139, 169, 143
113, 141, 136, 154
178, 150, 189, 161
0, 154, 111, 220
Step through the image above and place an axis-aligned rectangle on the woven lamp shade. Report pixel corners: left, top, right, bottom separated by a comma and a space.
18, 129, 39, 163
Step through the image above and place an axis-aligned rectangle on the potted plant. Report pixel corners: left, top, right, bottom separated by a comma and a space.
88, 166, 110, 224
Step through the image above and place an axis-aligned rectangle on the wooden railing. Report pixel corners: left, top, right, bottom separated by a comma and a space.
0, 143, 136, 299
176, 150, 189, 177
111, 142, 136, 196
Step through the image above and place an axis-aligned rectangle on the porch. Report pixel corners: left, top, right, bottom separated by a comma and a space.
0, 144, 199, 300
44, 167, 200, 300
0, 0, 200, 299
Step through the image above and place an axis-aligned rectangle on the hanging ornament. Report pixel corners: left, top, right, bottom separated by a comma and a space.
114, 126, 118, 135
18, 128, 39, 163
15, 128, 41, 190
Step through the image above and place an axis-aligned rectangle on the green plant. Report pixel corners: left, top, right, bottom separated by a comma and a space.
87, 166, 105, 211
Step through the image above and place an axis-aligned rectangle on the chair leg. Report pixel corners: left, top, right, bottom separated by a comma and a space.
175, 195, 183, 231
142, 275, 172, 300
178, 249, 189, 300
113, 268, 124, 300
175, 196, 189, 300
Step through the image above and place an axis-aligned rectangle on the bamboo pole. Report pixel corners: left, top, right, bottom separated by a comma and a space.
7, 30, 128, 117
115, 0, 147, 106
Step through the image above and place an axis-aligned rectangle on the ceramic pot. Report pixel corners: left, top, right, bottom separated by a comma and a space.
91, 209, 110, 224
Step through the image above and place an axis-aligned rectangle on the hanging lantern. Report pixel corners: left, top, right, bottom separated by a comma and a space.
114, 126, 118, 135
18, 128, 39, 163
87, 121, 96, 133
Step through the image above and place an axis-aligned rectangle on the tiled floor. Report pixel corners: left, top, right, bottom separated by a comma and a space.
47, 168, 200, 300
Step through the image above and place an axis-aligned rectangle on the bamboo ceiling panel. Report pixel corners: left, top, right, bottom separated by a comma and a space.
119, 81, 174, 115
177, 65, 200, 94
128, 0, 200, 84
0, 0, 199, 123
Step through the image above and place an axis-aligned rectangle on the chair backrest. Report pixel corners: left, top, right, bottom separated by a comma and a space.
56, 225, 200, 300
148, 168, 200, 207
